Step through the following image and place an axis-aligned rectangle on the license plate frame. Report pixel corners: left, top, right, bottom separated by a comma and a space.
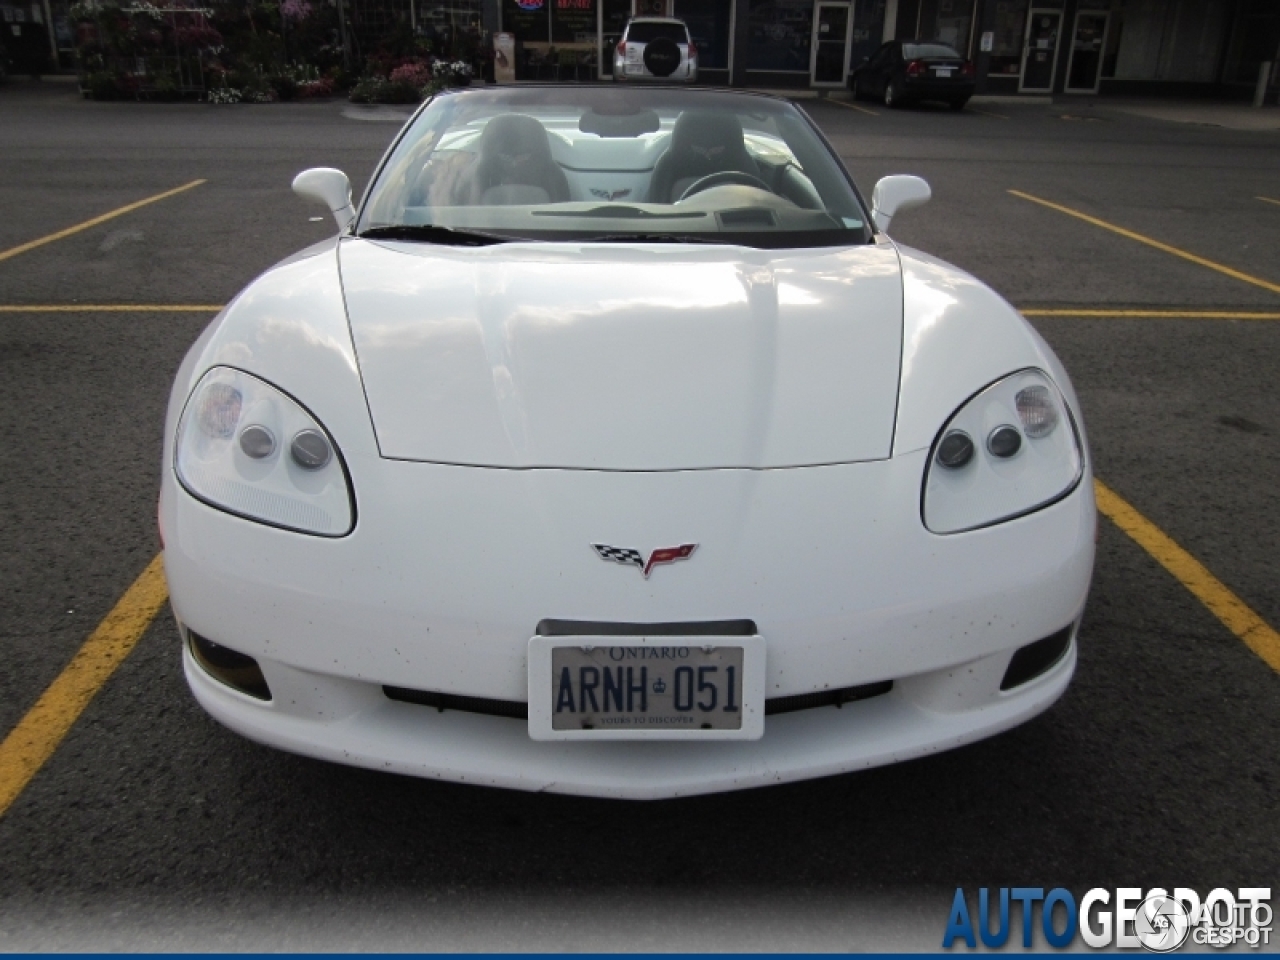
527, 635, 766, 741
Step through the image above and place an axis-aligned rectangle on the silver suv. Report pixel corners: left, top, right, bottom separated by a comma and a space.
613, 18, 697, 83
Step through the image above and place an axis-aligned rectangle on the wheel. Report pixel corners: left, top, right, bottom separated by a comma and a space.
851, 74, 866, 101
883, 80, 900, 109
949, 97, 969, 111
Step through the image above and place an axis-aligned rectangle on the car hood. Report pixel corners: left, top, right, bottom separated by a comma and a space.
339, 238, 904, 470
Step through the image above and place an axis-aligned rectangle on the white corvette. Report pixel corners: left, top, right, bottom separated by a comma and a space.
161, 86, 1094, 799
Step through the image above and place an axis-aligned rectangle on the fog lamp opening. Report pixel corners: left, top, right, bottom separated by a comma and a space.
1000, 626, 1073, 691
188, 630, 272, 701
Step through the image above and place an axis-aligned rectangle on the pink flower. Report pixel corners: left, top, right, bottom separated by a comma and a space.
280, 0, 312, 23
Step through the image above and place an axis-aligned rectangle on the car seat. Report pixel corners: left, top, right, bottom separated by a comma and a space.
459, 114, 571, 205
648, 111, 762, 204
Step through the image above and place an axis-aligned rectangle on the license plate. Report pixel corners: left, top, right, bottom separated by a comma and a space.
935, 68, 954, 77
527, 635, 766, 740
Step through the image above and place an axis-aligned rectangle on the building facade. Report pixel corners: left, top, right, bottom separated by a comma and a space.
483, 0, 1278, 98
13, 0, 1277, 98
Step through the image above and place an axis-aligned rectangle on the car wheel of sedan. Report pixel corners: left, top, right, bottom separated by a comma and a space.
950, 97, 969, 111
883, 81, 900, 108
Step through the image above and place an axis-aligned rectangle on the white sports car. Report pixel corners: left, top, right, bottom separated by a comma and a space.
161, 86, 1094, 799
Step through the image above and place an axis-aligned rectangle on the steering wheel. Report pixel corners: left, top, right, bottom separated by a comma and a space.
676, 170, 772, 202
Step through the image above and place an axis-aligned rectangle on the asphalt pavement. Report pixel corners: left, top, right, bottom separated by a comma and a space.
0, 80, 1276, 951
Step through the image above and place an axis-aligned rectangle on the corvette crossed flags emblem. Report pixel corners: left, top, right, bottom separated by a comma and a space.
592, 543, 698, 579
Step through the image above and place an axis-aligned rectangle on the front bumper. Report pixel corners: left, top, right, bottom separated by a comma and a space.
184, 628, 1076, 799
165, 447, 1094, 798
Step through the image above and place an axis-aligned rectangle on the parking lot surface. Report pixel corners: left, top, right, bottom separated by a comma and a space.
0, 82, 1277, 950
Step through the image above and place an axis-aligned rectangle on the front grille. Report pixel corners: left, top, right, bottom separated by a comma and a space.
384, 686, 528, 719
764, 681, 893, 716
384, 679, 893, 720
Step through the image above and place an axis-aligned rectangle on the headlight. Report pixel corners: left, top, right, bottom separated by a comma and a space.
923, 368, 1082, 534
175, 367, 354, 536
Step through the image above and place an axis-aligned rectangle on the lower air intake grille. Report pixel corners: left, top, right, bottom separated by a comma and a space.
384, 687, 529, 719
384, 680, 893, 720
764, 681, 893, 716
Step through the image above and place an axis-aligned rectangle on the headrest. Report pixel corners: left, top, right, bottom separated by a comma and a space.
479, 114, 553, 160
670, 111, 747, 154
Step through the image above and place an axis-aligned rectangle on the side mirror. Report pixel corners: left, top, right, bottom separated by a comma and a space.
870, 174, 931, 234
292, 168, 355, 231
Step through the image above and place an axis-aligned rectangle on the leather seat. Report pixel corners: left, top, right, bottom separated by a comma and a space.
648, 111, 762, 204
458, 114, 571, 205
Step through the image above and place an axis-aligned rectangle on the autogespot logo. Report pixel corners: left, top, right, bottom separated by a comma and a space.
942, 887, 1273, 951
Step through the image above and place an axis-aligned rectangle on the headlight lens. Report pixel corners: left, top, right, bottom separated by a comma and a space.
923, 369, 1082, 534
175, 367, 354, 536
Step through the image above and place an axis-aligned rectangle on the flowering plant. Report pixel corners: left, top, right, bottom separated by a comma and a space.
279, 0, 312, 23
389, 60, 431, 88
431, 59, 472, 84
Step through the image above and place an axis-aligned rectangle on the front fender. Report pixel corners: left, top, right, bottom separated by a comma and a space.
892, 245, 1089, 458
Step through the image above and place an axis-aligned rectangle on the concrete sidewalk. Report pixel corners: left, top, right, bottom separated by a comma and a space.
768, 87, 1278, 130
1090, 98, 1280, 132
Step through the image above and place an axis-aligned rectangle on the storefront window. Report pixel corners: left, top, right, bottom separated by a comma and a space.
990, 0, 1028, 75
416, 0, 483, 57
1112, 0, 1228, 83
552, 0, 596, 44
916, 0, 974, 56
503, 0, 551, 45
747, 0, 813, 72
849, 0, 886, 68
672, 0, 731, 70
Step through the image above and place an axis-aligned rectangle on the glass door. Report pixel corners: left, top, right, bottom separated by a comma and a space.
810, 2, 852, 87
1065, 11, 1108, 93
599, 0, 631, 77
1019, 9, 1062, 93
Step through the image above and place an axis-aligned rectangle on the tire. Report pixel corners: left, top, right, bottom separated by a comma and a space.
883, 80, 900, 108
950, 97, 969, 111
851, 74, 865, 101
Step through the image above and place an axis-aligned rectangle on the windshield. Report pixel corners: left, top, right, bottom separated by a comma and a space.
903, 43, 963, 59
358, 87, 871, 249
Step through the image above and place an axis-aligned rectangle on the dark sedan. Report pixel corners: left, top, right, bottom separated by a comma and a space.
850, 40, 975, 110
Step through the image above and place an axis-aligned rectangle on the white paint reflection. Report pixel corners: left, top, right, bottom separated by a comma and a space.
900, 266, 961, 382
776, 282, 820, 307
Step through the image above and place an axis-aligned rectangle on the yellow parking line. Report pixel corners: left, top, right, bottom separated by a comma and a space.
0, 555, 168, 819
828, 99, 879, 116
0, 305, 223, 313
1008, 190, 1280, 297
1256, 196, 1280, 207
1020, 309, 1280, 320
968, 107, 1009, 120
0, 180, 206, 264
1095, 480, 1280, 675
